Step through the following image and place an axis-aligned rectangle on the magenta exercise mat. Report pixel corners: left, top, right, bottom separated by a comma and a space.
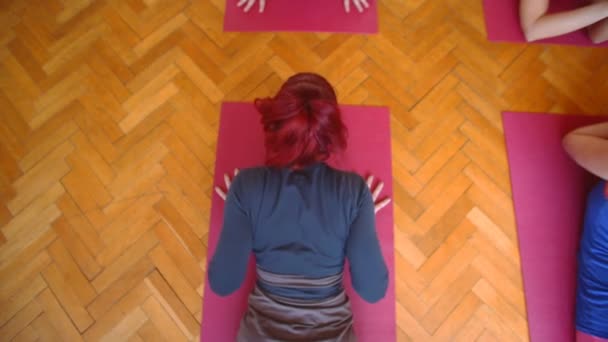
200, 103, 395, 342
483, 0, 608, 46
503, 112, 607, 341
224, 0, 378, 33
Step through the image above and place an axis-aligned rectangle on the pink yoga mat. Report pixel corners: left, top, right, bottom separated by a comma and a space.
201, 103, 395, 342
503, 112, 607, 342
483, 0, 608, 46
223, 0, 378, 33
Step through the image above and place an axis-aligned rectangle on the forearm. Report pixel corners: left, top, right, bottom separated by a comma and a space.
567, 122, 608, 138
346, 193, 388, 303
208, 193, 253, 296
208, 247, 251, 296
563, 122, 608, 180
523, 2, 608, 41
589, 18, 608, 43
347, 241, 388, 303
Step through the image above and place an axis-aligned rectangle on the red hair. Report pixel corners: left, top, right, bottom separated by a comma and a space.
255, 73, 347, 168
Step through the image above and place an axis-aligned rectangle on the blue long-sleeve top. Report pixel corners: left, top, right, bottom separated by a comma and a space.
576, 180, 608, 338
208, 163, 388, 303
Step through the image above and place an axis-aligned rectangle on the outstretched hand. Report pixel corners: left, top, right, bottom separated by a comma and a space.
237, 0, 370, 13
214, 169, 240, 201
344, 0, 370, 13
366, 175, 391, 214
237, 0, 266, 13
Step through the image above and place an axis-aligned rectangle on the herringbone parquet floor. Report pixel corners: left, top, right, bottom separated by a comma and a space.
1, 0, 607, 341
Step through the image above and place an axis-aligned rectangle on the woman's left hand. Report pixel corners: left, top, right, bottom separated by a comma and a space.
215, 169, 239, 201
344, 0, 370, 13
366, 175, 391, 214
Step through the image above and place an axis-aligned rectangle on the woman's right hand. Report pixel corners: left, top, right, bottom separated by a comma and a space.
237, 0, 266, 13
366, 176, 391, 214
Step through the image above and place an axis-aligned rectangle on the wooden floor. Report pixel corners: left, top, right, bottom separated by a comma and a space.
1, 0, 608, 341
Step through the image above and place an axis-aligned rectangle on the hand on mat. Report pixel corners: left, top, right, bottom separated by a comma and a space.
344, 0, 370, 13
366, 175, 391, 214
237, 0, 266, 13
214, 169, 240, 201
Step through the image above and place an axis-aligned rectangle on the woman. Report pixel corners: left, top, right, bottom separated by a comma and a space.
209, 73, 390, 342
563, 121, 608, 340
236, 0, 371, 13
520, 0, 608, 43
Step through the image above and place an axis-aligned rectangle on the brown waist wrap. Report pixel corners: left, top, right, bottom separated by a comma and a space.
236, 267, 356, 342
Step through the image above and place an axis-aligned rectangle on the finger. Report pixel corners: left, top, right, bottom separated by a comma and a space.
237, 0, 248, 7
366, 175, 374, 189
259, 0, 265, 12
372, 181, 384, 201
374, 198, 391, 214
344, 0, 350, 13
224, 173, 232, 189
361, 0, 370, 8
234, 168, 240, 177
215, 187, 227, 201
243, 0, 255, 12
353, 0, 364, 12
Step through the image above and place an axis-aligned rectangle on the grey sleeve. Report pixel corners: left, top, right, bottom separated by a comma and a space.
345, 179, 389, 303
208, 173, 253, 296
